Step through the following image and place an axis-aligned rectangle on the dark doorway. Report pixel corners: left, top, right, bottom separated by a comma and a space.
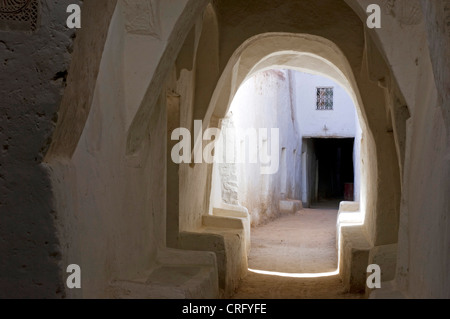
312, 138, 355, 202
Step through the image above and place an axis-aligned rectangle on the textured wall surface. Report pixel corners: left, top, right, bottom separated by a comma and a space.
1, 0, 448, 299
216, 70, 302, 226
0, 0, 80, 298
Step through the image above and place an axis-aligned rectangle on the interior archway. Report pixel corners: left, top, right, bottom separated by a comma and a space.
38, 0, 420, 298
203, 32, 368, 214
200, 35, 367, 289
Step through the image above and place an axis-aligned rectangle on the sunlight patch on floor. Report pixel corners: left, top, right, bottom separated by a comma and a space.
248, 268, 339, 278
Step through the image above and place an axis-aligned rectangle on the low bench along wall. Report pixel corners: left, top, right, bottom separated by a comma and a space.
337, 202, 398, 295
109, 248, 219, 299
179, 205, 250, 298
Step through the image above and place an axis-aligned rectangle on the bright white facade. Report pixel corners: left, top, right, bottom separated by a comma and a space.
294, 72, 359, 139
293, 72, 362, 203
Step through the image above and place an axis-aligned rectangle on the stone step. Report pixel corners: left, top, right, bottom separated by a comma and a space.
178, 205, 251, 298
338, 224, 371, 293
109, 249, 219, 299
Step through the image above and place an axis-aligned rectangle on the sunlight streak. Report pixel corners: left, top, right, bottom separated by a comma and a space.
248, 268, 339, 278
247, 218, 366, 279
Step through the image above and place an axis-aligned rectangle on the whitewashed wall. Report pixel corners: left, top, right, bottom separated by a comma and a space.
211, 70, 302, 226
294, 72, 361, 202
294, 72, 358, 138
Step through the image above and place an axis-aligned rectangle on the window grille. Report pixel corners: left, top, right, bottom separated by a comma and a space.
316, 87, 334, 110
0, 0, 40, 32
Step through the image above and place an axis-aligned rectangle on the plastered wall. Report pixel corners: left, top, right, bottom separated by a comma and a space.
1, 0, 449, 299
0, 0, 81, 298
211, 70, 302, 226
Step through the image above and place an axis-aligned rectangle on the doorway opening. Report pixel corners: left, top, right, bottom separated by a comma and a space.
311, 138, 355, 207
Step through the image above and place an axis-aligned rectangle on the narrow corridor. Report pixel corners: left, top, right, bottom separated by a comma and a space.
232, 207, 364, 299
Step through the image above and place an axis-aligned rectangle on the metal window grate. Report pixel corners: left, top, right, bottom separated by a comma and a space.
0, 0, 40, 32
316, 87, 334, 110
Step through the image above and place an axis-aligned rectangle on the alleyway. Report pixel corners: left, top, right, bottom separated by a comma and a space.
232, 207, 364, 299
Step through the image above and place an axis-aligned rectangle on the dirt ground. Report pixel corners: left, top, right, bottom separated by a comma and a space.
232, 208, 364, 299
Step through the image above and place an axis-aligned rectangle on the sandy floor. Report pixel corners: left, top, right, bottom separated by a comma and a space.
232, 208, 364, 299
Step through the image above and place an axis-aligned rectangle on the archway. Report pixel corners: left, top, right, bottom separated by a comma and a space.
210, 67, 362, 283
199, 34, 372, 295
41, 0, 416, 298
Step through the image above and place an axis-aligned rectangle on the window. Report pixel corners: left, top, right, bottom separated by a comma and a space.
0, 0, 40, 32
316, 87, 334, 110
